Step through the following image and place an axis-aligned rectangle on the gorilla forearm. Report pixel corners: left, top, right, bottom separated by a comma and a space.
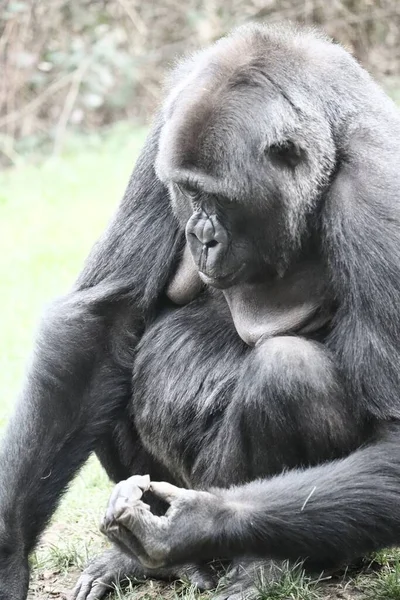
214, 429, 400, 565
107, 426, 400, 570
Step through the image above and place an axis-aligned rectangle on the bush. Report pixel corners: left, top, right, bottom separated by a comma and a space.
1, 0, 399, 162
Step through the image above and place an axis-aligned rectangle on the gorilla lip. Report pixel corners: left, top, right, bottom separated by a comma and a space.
198, 268, 242, 289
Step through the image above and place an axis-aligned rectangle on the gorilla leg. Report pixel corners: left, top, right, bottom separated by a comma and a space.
75, 402, 217, 600
0, 290, 137, 600
107, 326, 371, 597
192, 335, 364, 488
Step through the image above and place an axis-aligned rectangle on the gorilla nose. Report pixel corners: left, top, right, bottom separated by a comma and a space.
186, 211, 229, 274
187, 212, 228, 247
192, 217, 219, 248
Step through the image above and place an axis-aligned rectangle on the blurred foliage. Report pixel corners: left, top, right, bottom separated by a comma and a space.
1, 0, 400, 164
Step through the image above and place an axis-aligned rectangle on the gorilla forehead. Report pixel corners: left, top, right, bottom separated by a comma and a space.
158, 74, 289, 176
155, 24, 340, 192
158, 61, 295, 172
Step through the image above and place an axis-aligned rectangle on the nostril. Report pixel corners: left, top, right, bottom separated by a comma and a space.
205, 240, 218, 249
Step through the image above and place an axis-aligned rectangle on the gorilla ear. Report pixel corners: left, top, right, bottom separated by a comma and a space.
266, 140, 304, 168
322, 131, 400, 419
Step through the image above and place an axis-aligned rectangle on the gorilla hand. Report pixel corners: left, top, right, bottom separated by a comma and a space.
100, 477, 221, 569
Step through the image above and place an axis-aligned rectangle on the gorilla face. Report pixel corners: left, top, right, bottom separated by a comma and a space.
182, 189, 266, 289
156, 47, 337, 289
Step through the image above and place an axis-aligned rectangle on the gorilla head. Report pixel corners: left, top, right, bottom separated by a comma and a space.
157, 25, 341, 288
161, 25, 352, 344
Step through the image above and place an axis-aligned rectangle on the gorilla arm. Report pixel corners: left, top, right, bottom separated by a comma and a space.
0, 122, 182, 600
101, 426, 400, 570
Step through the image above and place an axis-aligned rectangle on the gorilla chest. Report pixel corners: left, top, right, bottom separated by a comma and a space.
133, 255, 332, 481
132, 300, 242, 481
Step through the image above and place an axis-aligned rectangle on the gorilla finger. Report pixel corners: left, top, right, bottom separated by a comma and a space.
71, 577, 91, 600
121, 474, 151, 499
73, 574, 112, 600
105, 475, 150, 523
106, 534, 135, 558
113, 498, 151, 522
86, 581, 113, 600
150, 481, 188, 503
104, 483, 126, 524
70, 580, 81, 600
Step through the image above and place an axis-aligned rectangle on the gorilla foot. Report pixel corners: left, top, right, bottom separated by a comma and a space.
214, 578, 258, 600
72, 548, 138, 600
72, 546, 216, 600
0, 548, 29, 600
213, 559, 290, 600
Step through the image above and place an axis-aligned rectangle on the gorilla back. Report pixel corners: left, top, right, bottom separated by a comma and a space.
2, 22, 400, 600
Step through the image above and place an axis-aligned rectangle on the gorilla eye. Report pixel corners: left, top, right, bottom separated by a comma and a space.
176, 182, 201, 200
267, 141, 304, 168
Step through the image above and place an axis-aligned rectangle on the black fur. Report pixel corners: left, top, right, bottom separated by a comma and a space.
1, 22, 400, 600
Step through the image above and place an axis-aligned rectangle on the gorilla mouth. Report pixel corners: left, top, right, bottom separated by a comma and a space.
198, 266, 245, 289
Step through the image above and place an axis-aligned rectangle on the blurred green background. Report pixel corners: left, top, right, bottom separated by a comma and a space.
1, 0, 400, 164
0, 125, 150, 598
0, 125, 147, 426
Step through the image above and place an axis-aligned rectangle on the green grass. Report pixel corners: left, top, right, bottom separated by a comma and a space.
253, 562, 323, 600
363, 562, 400, 599
2, 123, 400, 598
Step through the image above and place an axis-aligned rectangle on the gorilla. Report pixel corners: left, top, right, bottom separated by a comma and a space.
2, 21, 400, 600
